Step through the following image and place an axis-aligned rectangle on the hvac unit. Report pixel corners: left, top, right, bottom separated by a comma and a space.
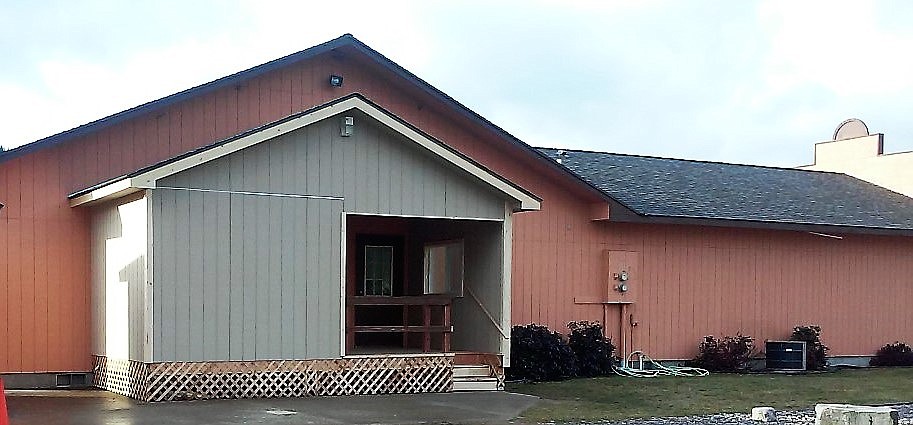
765, 340, 807, 370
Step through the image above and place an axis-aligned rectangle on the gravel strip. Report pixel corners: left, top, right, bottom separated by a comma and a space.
563, 403, 913, 425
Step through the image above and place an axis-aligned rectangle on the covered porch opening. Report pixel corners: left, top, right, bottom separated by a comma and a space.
344, 214, 506, 358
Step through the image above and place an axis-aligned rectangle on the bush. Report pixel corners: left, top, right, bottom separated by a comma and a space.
567, 321, 616, 377
508, 324, 578, 382
790, 325, 829, 370
687, 334, 756, 372
871, 342, 913, 367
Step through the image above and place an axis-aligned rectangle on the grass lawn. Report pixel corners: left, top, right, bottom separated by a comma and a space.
508, 368, 913, 422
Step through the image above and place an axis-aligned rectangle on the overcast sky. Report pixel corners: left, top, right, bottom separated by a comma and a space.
2, 0, 913, 166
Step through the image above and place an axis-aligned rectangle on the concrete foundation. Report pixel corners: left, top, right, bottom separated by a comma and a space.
1, 372, 93, 390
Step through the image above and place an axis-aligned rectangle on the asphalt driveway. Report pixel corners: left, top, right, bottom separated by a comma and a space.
6, 390, 538, 425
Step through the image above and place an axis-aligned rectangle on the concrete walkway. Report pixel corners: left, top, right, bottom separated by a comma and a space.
6, 390, 539, 425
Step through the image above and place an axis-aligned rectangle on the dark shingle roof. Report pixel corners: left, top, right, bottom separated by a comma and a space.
538, 148, 913, 231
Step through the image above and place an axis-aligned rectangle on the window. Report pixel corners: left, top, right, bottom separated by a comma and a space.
423, 240, 464, 297
364, 245, 394, 296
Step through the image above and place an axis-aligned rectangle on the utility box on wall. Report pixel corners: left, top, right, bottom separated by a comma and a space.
605, 250, 640, 303
766, 340, 806, 370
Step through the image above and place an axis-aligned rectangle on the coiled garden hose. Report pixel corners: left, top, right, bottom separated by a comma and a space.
613, 351, 710, 377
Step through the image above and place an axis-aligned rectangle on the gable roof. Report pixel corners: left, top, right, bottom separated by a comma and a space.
0, 34, 604, 201
68, 94, 541, 211
538, 148, 913, 234
0, 35, 350, 163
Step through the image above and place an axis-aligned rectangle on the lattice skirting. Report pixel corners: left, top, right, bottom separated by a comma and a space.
477, 354, 506, 390
93, 355, 453, 402
93, 356, 149, 399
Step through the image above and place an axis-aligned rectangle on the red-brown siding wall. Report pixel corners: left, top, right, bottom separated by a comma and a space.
1, 45, 911, 372
512, 208, 913, 359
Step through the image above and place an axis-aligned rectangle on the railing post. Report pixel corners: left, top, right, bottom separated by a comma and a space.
443, 303, 452, 352
423, 304, 432, 352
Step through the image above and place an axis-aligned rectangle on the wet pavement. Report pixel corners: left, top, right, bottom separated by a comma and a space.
6, 390, 539, 425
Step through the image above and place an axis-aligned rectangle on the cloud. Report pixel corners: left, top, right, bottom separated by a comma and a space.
759, 1, 913, 97
2, 0, 913, 167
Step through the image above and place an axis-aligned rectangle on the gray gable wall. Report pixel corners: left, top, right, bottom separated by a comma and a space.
161, 109, 508, 220
149, 113, 509, 362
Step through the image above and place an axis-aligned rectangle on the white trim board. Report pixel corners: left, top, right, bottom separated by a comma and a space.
69, 96, 541, 211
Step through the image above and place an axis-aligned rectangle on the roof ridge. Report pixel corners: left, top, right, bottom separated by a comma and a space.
0, 34, 358, 163
536, 146, 847, 176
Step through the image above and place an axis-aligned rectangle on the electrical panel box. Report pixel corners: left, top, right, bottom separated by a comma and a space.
766, 340, 807, 370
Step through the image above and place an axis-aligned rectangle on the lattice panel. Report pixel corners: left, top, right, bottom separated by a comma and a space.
143, 355, 454, 402
93, 356, 149, 399
469, 353, 505, 391
492, 364, 506, 390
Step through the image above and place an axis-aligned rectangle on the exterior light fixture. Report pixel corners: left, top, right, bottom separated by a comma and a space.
329, 74, 343, 87
0, 202, 4, 211
341, 116, 354, 137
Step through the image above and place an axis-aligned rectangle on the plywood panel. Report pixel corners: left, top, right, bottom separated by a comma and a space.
151, 189, 342, 361
157, 111, 507, 221
89, 194, 148, 362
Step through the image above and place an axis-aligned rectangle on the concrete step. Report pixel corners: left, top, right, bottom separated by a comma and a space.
453, 365, 491, 378
452, 377, 500, 392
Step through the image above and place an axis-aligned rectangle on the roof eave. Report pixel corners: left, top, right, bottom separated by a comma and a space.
68, 94, 541, 212
69, 177, 140, 207
0, 34, 358, 164
344, 40, 611, 204
610, 212, 913, 237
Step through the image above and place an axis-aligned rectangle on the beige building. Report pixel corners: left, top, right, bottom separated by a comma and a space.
800, 118, 913, 197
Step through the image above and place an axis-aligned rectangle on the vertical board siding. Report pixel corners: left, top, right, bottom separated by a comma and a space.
0, 45, 528, 372
89, 194, 148, 362
149, 110, 508, 361
512, 214, 913, 359
151, 189, 342, 362
4, 43, 913, 372
157, 111, 507, 221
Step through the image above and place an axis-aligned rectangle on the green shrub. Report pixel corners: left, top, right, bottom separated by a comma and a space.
871, 342, 913, 367
567, 321, 616, 377
687, 334, 756, 372
508, 324, 578, 382
790, 325, 829, 370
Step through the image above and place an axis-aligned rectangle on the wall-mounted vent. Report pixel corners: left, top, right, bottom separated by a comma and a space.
765, 340, 806, 370
341, 116, 354, 137
56, 373, 89, 388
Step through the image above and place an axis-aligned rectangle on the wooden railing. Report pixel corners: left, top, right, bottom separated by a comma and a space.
347, 296, 453, 353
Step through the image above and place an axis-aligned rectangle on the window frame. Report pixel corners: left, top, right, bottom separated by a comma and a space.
363, 245, 394, 296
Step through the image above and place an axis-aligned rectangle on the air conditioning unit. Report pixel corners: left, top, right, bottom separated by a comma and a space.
766, 340, 807, 370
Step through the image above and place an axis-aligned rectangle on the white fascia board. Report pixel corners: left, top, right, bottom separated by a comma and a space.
356, 101, 541, 211
131, 98, 354, 188
72, 97, 541, 211
69, 178, 140, 207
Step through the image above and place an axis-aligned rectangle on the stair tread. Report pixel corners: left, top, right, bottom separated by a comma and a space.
452, 380, 501, 392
